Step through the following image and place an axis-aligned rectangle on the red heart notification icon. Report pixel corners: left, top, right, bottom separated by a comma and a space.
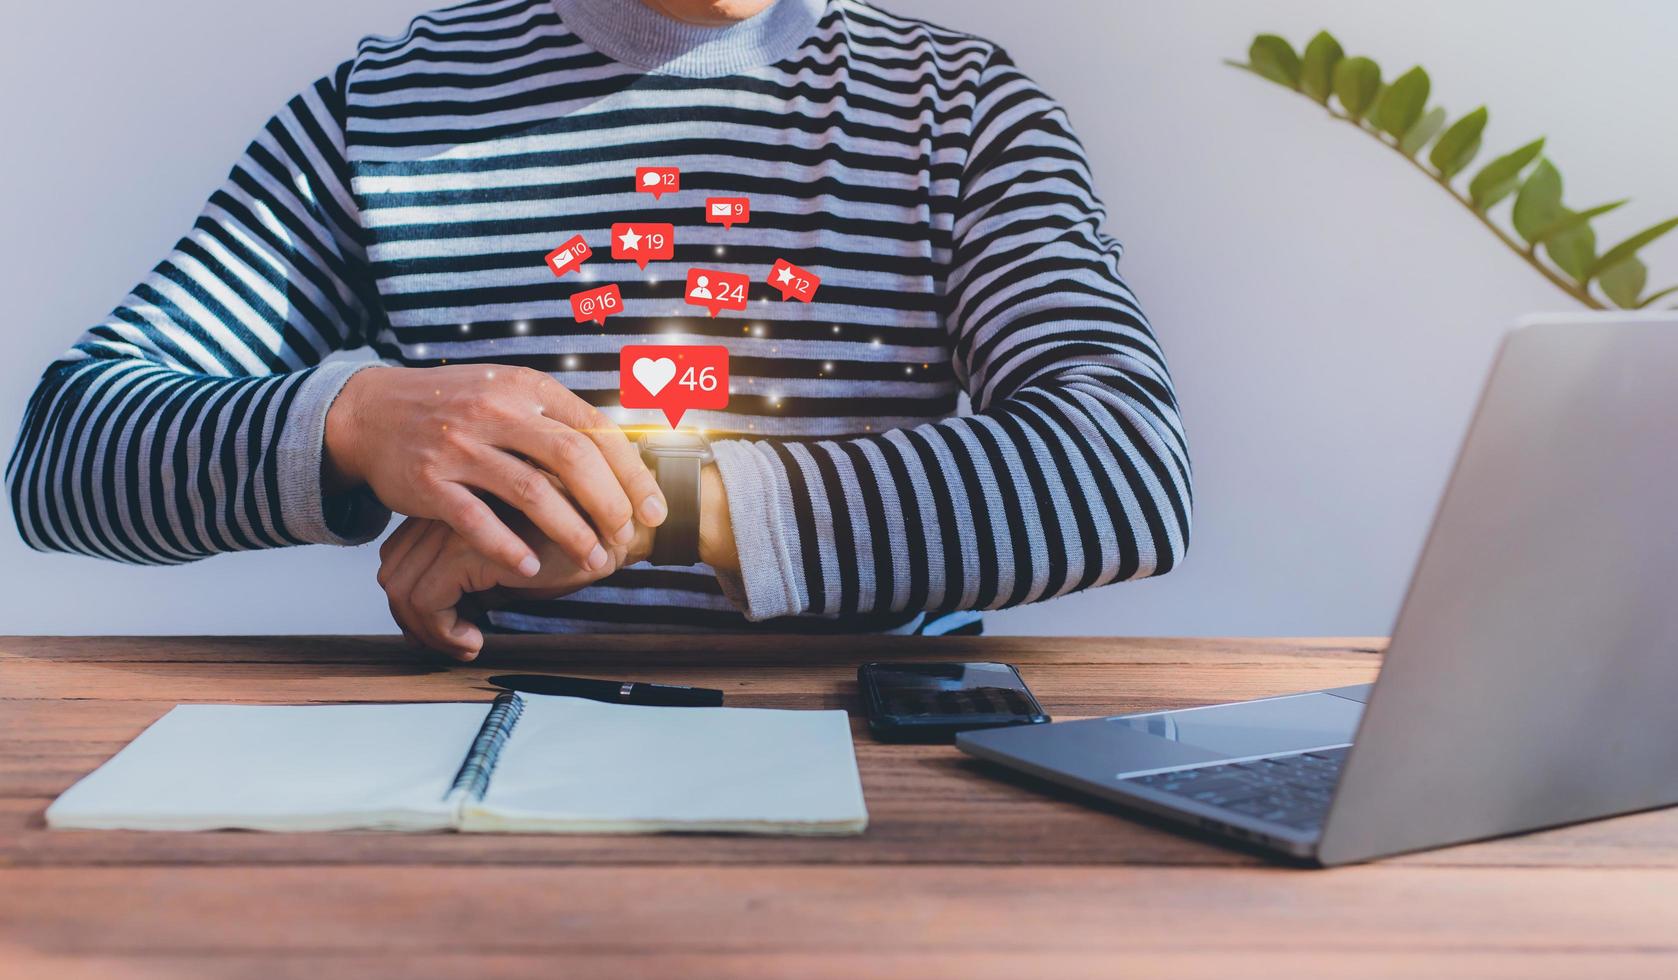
619, 344, 730, 428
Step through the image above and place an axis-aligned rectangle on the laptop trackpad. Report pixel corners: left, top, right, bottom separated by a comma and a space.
1108, 693, 1362, 767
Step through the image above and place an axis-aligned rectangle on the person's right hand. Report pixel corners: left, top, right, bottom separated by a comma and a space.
324, 364, 666, 578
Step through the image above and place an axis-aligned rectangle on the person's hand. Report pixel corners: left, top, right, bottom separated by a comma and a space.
325, 365, 666, 578
377, 510, 654, 660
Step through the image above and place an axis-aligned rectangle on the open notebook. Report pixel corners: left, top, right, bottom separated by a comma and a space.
47, 693, 868, 835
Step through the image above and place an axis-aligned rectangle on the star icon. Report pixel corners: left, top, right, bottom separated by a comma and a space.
775, 265, 795, 284
617, 226, 643, 252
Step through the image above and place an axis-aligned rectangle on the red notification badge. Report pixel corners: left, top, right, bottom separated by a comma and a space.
635, 166, 680, 199
570, 283, 623, 326
544, 235, 591, 278
611, 223, 675, 269
769, 258, 821, 302
705, 197, 750, 229
683, 268, 750, 317
619, 344, 730, 428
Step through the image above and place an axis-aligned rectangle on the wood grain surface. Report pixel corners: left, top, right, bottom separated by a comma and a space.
3, 634, 1675, 978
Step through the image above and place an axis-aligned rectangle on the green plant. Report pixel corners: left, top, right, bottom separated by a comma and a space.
1230, 31, 1678, 311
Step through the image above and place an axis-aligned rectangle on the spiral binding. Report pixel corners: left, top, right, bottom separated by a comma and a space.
447, 691, 525, 802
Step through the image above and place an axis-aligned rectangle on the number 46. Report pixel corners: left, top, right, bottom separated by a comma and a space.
679, 366, 719, 392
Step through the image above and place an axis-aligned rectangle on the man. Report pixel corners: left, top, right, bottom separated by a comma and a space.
6, 0, 1191, 656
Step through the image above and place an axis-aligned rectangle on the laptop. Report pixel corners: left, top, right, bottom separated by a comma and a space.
958, 315, 1678, 865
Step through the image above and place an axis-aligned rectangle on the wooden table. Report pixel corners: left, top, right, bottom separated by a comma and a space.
3, 636, 1675, 978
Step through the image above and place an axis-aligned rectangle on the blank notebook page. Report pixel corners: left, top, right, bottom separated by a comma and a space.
46, 703, 490, 831
467, 695, 868, 834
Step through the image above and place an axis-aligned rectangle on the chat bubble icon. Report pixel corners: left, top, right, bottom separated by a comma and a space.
619, 344, 730, 428
683, 268, 751, 318
704, 197, 750, 229
570, 283, 623, 327
768, 258, 821, 303
610, 222, 675, 269
634, 166, 680, 199
544, 234, 591, 278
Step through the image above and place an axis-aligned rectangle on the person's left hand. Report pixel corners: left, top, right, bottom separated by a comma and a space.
377, 510, 652, 660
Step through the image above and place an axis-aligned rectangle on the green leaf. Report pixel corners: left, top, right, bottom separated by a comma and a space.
1399, 106, 1447, 157
1333, 56, 1381, 120
1430, 107, 1488, 178
1467, 138, 1545, 210
1636, 285, 1678, 309
1375, 66, 1431, 140
1598, 257, 1648, 309
1249, 35, 1302, 88
1300, 31, 1344, 104
1364, 83, 1388, 128
1529, 200, 1627, 245
1511, 160, 1564, 243
1545, 215, 1597, 283
1589, 217, 1678, 279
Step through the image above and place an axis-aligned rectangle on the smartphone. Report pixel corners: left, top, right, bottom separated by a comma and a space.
857, 662, 1051, 742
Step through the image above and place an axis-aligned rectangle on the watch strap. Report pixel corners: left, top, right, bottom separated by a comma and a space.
648, 453, 702, 566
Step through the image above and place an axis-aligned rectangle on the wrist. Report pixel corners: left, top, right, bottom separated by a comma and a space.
323, 367, 379, 494
698, 463, 738, 575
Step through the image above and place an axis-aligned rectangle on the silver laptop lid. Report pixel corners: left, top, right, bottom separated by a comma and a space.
1318, 314, 1678, 865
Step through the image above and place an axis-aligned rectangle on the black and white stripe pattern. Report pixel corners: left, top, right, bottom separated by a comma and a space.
6, 0, 1191, 633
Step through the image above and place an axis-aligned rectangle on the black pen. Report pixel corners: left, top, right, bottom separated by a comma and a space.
487, 673, 724, 708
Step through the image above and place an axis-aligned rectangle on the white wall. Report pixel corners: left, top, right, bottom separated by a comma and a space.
2, 1, 1674, 636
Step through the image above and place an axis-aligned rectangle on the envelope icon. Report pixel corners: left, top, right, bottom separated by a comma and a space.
710, 202, 732, 217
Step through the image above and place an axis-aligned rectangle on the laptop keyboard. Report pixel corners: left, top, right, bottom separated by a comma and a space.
1122, 747, 1350, 833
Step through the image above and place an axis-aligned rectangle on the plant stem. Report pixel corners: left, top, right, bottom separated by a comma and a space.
1228, 63, 1608, 309
1322, 109, 1605, 309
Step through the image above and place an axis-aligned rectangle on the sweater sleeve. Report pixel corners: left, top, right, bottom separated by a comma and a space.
5, 64, 392, 564
711, 49, 1192, 621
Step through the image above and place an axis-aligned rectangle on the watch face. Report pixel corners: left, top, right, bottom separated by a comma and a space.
641, 431, 711, 456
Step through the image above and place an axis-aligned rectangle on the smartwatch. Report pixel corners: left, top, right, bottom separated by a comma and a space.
638, 431, 714, 566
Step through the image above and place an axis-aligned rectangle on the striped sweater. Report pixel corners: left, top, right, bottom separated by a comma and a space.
5, 0, 1191, 634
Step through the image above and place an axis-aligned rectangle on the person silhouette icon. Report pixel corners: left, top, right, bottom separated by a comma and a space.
688, 275, 714, 301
